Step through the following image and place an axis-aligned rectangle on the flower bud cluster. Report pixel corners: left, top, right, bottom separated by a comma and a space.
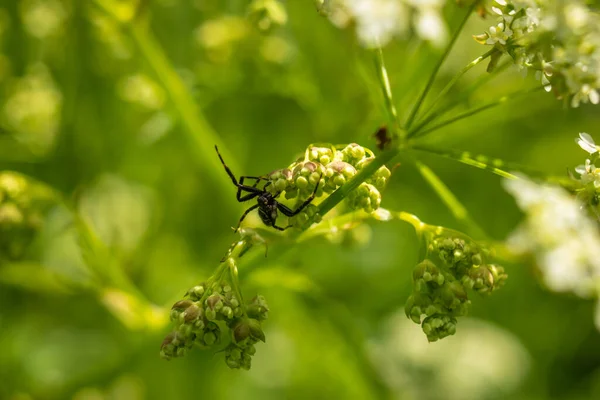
474, 0, 600, 107
161, 280, 268, 370
573, 133, 600, 215
0, 172, 56, 261
405, 228, 507, 342
265, 143, 391, 227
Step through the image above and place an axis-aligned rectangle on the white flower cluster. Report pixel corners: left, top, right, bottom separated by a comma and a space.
503, 175, 600, 330
316, 0, 448, 48
574, 133, 600, 189
477, 0, 600, 107
504, 176, 600, 297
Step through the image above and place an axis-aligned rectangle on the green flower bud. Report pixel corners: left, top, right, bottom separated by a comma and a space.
421, 314, 457, 342
246, 344, 256, 356
203, 331, 217, 346
248, 318, 266, 342
186, 284, 205, 300
232, 319, 251, 343
205, 309, 217, 321
296, 176, 309, 189
172, 299, 194, 311
220, 306, 234, 319
226, 358, 241, 369
241, 353, 252, 370
183, 303, 203, 323
206, 294, 224, 311
346, 183, 382, 213
341, 143, 366, 164
247, 295, 269, 321
413, 259, 445, 288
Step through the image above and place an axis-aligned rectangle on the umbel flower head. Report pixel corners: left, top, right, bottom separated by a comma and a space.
573, 133, 600, 216
160, 258, 269, 370
405, 225, 507, 342
504, 171, 600, 331
504, 175, 600, 298
265, 143, 391, 229
474, 0, 600, 107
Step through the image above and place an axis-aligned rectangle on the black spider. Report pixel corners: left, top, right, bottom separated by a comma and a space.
215, 145, 321, 232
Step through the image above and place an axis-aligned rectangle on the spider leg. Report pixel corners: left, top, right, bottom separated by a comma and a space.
272, 222, 293, 231
240, 176, 269, 188
215, 145, 240, 186
235, 204, 259, 232
238, 191, 260, 202
239, 176, 270, 201
277, 174, 322, 217
215, 146, 265, 201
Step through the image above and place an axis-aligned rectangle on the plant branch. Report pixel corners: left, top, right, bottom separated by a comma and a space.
414, 161, 487, 239
410, 48, 498, 135
409, 59, 512, 137
411, 145, 519, 179
404, 4, 476, 130
410, 86, 544, 140
373, 48, 403, 140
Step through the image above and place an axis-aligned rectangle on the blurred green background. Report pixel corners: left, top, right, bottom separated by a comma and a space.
1, 0, 600, 399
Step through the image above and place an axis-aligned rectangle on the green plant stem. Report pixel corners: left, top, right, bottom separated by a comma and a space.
414, 161, 487, 239
410, 86, 543, 140
404, 4, 475, 130
373, 48, 403, 140
409, 59, 512, 137
409, 48, 497, 137
411, 145, 519, 179
396, 211, 425, 233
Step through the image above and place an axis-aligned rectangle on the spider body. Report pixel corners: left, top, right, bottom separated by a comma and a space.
215, 145, 320, 232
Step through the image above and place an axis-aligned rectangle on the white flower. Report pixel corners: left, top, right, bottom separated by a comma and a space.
345, 0, 407, 48
486, 22, 513, 45
576, 132, 599, 154
503, 176, 600, 298
575, 159, 600, 188
322, 0, 448, 48
571, 84, 600, 108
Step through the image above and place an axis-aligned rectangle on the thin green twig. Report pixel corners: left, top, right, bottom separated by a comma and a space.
410, 86, 544, 140
409, 59, 512, 137
409, 48, 498, 135
414, 161, 487, 239
411, 145, 519, 179
404, 4, 476, 130
373, 47, 403, 140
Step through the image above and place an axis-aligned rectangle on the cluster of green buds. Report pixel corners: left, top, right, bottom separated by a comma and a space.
265, 143, 391, 228
0, 172, 56, 262
160, 259, 268, 370
405, 226, 507, 342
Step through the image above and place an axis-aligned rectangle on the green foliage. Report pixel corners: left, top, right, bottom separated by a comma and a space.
1, 0, 600, 399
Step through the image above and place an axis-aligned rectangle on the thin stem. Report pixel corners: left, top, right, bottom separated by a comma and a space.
409, 59, 512, 137
412, 48, 497, 133
414, 161, 487, 239
410, 86, 543, 140
373, 48, 403, 140
404, 4, 475, 130
396, 211, 425, 233
411, 145, 519, 179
